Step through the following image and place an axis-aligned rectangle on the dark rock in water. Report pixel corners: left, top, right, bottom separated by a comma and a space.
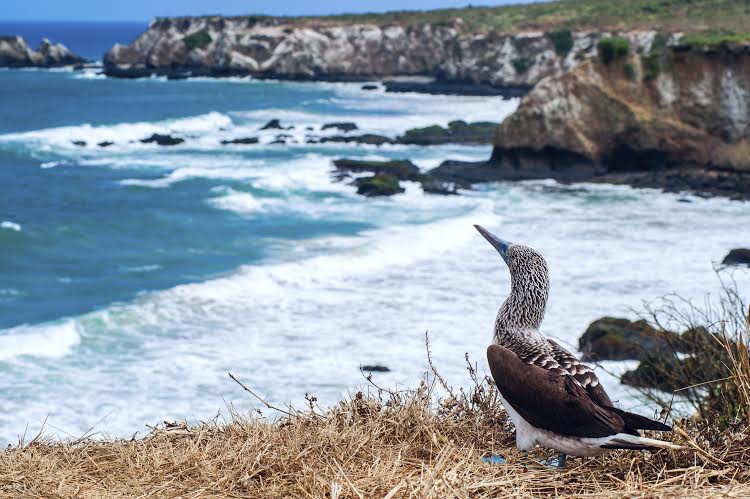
355, 174, 404, 197
319, 134, 393, 146
97, 141, 114, 147
0, 35, 85, 68
333, 158, 420, 180
578, 317, 685, 362
428, 147, 605, 186
722, 248, 750, 266
383, 79, 530, 97
397, 120, 498, 145
361, 84, 378, 91
270, 133, 293, 144
260, 119, 286, 130
322, 122, 358, 132
334, 158, 462, 196
427, 160, 502, 184
221, 137, 259, 145
306, 126, 314, 131
140, 134, 184, 146
361, 364, 390, 372
71, 140, 87, 147
419, 177, 460, 195
621, 355, 685, 392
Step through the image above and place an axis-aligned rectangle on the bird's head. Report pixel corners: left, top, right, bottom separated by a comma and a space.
473, 225, 547, 274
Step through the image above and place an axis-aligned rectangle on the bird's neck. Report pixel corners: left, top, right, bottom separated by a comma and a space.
494, 272, 549, 345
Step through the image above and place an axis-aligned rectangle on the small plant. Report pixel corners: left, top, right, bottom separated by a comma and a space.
597, 36, 630, 64
183, 29, 212, 51
512, 57, 533, 73
451, 39, 463, 59
643, 53, 662, 80
627, 271, 749, 422
547, 29, 574, 57
624, 62, 636, 79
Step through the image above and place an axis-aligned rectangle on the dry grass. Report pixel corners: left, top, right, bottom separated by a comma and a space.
294, 0, 750, 35
2, 368, 750, 498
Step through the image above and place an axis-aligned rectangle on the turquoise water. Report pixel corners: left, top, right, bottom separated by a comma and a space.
0, 67, 748, 443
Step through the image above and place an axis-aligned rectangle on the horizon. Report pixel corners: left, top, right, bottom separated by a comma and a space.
1, 0, 539, 23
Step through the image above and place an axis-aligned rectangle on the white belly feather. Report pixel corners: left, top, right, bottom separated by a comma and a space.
499, 394, 610, 457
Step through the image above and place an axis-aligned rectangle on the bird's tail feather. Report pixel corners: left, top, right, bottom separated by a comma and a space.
600, 433, 682, 451
608, 407, 672, 432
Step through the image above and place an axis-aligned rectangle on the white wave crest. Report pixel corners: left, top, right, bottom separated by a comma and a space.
0, 111, 232, 151
208, 187, 268, 215
1, 221, 21, 232
0, 320, 81, 361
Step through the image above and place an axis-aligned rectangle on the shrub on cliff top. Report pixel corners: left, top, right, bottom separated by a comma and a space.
183, 29, 212, 51
597, 36, 630, 64
512, 57, 533, 73
547, 29, 574, 56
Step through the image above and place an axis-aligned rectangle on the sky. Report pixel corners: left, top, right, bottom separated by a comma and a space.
2, 1, 534, 22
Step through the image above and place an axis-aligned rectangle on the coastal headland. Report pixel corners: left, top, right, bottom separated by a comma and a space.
100, 1, 750, 199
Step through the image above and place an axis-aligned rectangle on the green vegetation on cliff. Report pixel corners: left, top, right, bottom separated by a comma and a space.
597, 36, 630, 64
547, 28, 574, 56
301, 0, 750, 35
183, 29, 212, 50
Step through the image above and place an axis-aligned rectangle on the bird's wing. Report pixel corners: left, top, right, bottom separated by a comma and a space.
487, 344, 625, 438
546, 339, 613, 407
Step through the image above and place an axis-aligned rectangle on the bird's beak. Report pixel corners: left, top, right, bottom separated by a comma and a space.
474, 225, 511, 263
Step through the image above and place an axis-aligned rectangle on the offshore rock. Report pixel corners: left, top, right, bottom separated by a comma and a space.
722, 249, 750, 266
0, 36, 85, 67
578, 317, 685, 362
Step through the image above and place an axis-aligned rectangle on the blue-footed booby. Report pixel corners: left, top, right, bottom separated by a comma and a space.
474, 225, 679, 467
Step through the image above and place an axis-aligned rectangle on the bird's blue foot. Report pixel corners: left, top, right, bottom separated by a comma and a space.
539, 452, 567, 468
481, 454, 506, 465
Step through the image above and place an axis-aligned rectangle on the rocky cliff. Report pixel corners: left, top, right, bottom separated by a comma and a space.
486, 43, 750, 197
0, 36, 85, 67
102, 16, 655, 93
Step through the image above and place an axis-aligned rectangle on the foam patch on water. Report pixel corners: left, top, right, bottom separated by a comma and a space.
207, 187, 269, 215
1, 221, 21, 232
0, 320, 81, 361
0, 112, 232, 152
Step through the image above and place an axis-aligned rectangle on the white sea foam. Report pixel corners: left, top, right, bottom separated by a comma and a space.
0, 112, 232, 151
0, 221, 21, 232
207, 187, 268, 215
71, 69, 106, 80
0, 320, 80, 361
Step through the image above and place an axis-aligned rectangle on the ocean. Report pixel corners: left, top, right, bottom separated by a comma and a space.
0, 26, 748, 444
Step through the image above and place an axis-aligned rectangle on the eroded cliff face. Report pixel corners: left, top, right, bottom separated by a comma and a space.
0, 36, 84, 67
102, 16, 654, 89
489, 47, 750, 197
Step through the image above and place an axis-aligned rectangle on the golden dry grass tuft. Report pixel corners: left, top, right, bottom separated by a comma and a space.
2, 369, 750, 499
